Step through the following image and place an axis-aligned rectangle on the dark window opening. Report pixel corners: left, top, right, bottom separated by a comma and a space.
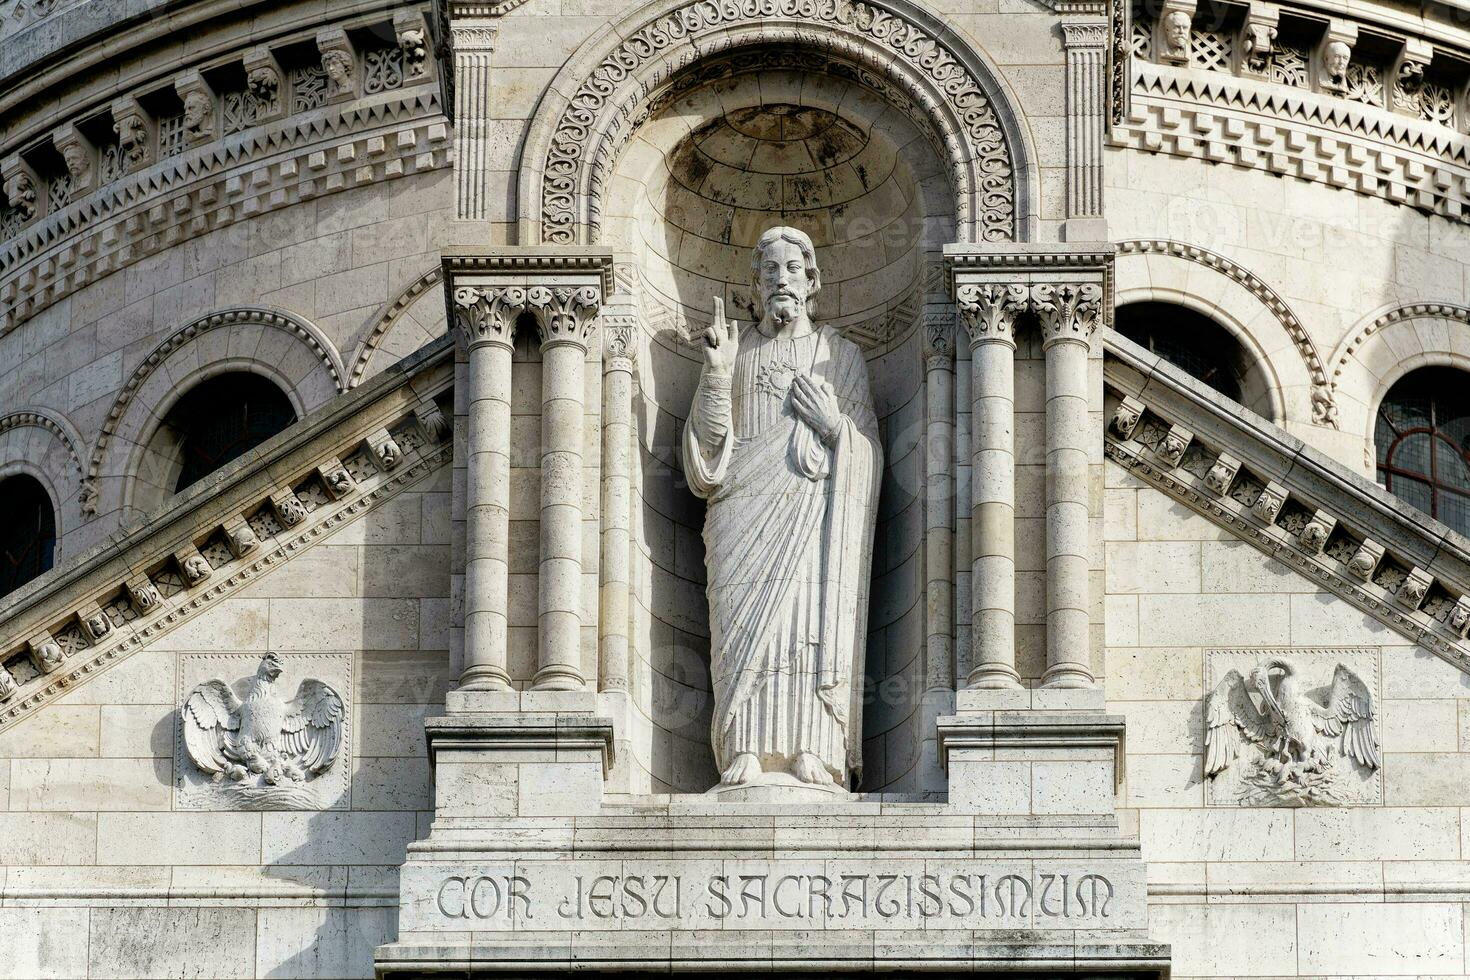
0, 475, 56, 597
1115, 301, 1249, 404
1376, 367, 1470, 535
168, 373, 296, 492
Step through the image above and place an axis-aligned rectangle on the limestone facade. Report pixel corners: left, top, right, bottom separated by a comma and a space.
7, 0, 1470, 976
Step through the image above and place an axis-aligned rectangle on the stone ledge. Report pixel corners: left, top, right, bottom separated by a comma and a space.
375, 933, 1169, 976
426, 713, 616, 773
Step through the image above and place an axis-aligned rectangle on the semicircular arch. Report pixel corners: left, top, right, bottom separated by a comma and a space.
348, 267, 447, 387
0, 409, 85, 547
1115, 240, 1328, 426
517, 0, 1036, 246
1332, 303, 1470, 472
88, 308, 345, 522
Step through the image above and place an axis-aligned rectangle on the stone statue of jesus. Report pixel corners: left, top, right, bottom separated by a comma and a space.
683, 226, 882, 790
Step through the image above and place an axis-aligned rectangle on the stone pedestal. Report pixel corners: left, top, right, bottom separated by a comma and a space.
378, 698, 1164, 976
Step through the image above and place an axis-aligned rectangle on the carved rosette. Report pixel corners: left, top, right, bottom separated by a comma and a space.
530, 285, 601, 350
453, 286, 526, 351
1033, 283, 1104, 348
956, 283, 1028, 347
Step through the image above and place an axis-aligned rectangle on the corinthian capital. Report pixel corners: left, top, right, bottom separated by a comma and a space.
1032, 283, 1103, 348
529, 285, 601, 350
956, 283, 1028, 347
452, 286, 526, 349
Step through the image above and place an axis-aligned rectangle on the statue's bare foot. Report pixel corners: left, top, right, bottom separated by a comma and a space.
793, 752, 831, 785
721, 753, 761, 786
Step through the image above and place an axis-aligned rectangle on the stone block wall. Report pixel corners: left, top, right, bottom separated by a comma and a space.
1106, 457, 1470, 976
0, 468, 452, 979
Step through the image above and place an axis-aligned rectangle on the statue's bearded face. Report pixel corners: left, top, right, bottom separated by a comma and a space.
757, 238, 813, 328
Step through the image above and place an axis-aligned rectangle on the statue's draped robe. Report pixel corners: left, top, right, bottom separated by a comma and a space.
683, 322, 881, 784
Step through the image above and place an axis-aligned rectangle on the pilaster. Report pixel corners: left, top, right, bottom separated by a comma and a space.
1061, 20, 1109, 242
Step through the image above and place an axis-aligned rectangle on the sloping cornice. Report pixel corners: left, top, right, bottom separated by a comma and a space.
0, 336, 454, 733
1103, 329, 1470, 677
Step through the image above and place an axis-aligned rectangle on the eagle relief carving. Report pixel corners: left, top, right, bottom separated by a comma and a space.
178, 652, 349, 810
1204, 651, 1381, 806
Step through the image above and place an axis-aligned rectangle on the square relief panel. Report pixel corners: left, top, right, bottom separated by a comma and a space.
1204, 647, 1382, 807
175, 652, 353, 810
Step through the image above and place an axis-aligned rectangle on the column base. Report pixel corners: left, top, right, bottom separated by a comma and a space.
966, 662, 1023, 689
1041, 660, 1095, 689
530, 665, 586, 691
457, 665, 513, 692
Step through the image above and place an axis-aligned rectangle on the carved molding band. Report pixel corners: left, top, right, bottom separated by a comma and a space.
0, 97, 449, 335
1116, 61, 1470, 226
531, 0, 1020, 246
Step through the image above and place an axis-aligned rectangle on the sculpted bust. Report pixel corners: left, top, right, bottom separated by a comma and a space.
682, 226, 882, 791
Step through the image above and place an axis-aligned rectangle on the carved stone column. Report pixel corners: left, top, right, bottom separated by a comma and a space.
530, 285, 602, 691
1036, 283, 1104, 689
947, 244, 1113, 700
1062, 21, 1108, 242
449, 283, 521, 692
443, 250, 612, 695
448, 20, 497, 221
598, 302, 638, 694
922, 307, 957, 693
955, 283, 1026, 691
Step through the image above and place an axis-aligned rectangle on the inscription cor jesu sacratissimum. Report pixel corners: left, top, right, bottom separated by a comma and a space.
434, 871, 1114, 924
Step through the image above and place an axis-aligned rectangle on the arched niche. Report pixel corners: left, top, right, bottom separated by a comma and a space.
0, 471, 58, 599
0, 409, 86, 550
1114, 300, 1283, 423
517, 0, 1035, 248
599, 49, 956, 796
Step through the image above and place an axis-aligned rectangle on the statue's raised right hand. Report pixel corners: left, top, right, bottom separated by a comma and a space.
701, 297, 739, 377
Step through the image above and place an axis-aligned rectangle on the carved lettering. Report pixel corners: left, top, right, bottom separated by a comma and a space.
434, 870, 1117, 924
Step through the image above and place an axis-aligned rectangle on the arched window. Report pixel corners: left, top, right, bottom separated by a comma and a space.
1115, 302, 1251, 404
161, 373, 296, 494
1375, 367, 1470, 534
0, 475, 56, 597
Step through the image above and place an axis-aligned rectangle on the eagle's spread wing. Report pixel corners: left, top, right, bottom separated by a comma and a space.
1311, 663, 1380, 770
182, 679, 241, 775
1204, 669, 1271, 777
281, 679, 345, 774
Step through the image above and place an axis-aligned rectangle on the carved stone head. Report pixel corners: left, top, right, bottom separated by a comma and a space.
1163, 11, 1191, 54
183, 91, 213, 136
61, 142, 90, 181
1324, 41, 1351, 80
751, 225, 821, 330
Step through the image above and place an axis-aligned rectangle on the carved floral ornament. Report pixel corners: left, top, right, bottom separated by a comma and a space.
954, 282, 1103, 345
452, 284, 602, 349
534, 0, 1018, 246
